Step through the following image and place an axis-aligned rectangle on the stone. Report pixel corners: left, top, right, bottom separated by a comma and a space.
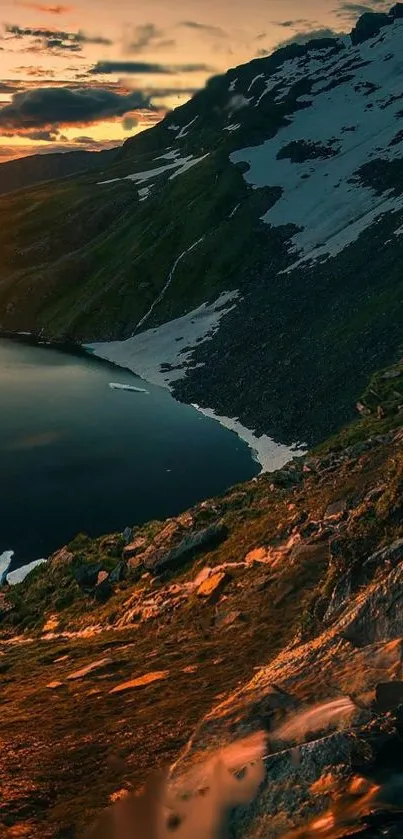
324, 498, 348, 521
122, 526, 132, 544
362, 538, 403, 577
197, 571, 228, 599
123, 536, 147, 558
42, 615, 59, 632
109, 561, 126, 583
245, 547, 268, 564
217, 609, 244, 628
73, 562, 103, 589
67, 657, 112, 680
145, 523, 229, 575
109, 670, 169, 693
194, 566, 213, 586
46, 680, 63, 690
94, 573, 113, 603
49, 547, 74, 566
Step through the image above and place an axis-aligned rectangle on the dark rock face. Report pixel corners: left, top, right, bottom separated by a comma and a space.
340, 563, 403, 647
351, 12, 392, 45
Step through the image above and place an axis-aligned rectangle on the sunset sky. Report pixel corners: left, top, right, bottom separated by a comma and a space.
0, 0, 391, 162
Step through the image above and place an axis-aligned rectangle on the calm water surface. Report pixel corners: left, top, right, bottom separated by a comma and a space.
0, 339, 259, 568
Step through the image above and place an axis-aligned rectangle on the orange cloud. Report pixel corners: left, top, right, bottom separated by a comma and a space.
14, 2, 73, 13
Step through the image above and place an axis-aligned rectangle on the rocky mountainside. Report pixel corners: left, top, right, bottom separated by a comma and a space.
2, 359, 403, 837
0, 147, 118, 197
1, 7, 403, 448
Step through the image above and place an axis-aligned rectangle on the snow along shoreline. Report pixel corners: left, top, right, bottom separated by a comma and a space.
86, 292, 305, 473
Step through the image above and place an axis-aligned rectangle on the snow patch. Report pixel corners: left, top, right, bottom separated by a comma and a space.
0, 551, 14, 585
88, 292, 239, 389
176, 115, 198, 139
0, 551, 46, 586
138, 185, 154, 202
87, 292, 299, 471
231, 21, 403, 265
223, 123, 241, 133
98, 153, 208, 187
154, 149, 181, 161
247, 73, 264, 93
109, 382, 149, 394
229, 77, 238, 92
191, 404, 305, 474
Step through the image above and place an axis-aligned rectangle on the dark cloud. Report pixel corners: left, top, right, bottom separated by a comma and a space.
14, 64, 55, 77
89, 60, 213, 75
0, 86, 153, 135
275, 27, 344, 49
13, 2, 73, 12
0, 82, 20, 93
334, 1, 389, 19
275, 19, 316, 28
4, 23, 113, 53
179, 21, 227, 37
123, 23, 175, 53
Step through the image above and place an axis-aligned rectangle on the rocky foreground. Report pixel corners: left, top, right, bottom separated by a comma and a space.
2, 362, 403, 838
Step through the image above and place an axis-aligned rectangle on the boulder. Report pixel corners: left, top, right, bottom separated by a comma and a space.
197, 571, 228, 599
109, 561, 126, 583
94, 572, 113, 603
122, 526, 132, 544
362, 538, 403, 577
245, 547, 269, 564
324, 498, 348, 521
109, 670, 169, 693
73, 562, 103, 589
123, 536, 147, 558
49, 547, 74, 566
67, 657, 113, 680
144, 523, 229, 575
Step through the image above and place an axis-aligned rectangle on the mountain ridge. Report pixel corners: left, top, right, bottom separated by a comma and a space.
0, 146, 118, 197
1, 6, 403, 451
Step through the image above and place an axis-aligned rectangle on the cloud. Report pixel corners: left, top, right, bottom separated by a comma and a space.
89, 60, 213, 75
13, 2, 73, 12
4, 23, 113, 53
0, 86, 154, 135
179, 21, 227, 38
334, 1, 390, 20
274, 18, 315, 28
275, 27, 344, 49
14, 64, 55, 77
123, 22, 175, 53
0, 82, 20, 93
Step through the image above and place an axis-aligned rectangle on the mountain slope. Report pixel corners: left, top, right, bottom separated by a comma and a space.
2, 361, 403, 837
0, 147, 118, 197
1, 7, 403, 449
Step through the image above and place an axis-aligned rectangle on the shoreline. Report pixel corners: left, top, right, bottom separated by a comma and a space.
1, 311, 303, 473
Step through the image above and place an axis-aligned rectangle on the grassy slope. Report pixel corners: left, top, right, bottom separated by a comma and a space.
2, 363, 403, 837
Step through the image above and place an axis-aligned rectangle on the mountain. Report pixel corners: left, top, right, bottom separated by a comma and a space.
0, 146, 119, 197
2, 359, 403, 838
1, 6, 403, 452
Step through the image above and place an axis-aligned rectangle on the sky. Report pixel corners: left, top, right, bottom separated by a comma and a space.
0, 0, 392, 162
